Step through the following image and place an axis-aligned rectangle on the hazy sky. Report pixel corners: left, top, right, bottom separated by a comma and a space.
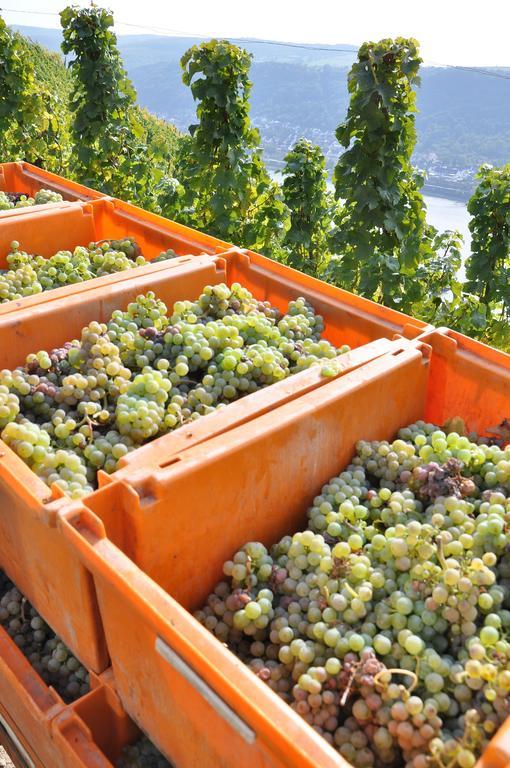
5, 0, 510, 66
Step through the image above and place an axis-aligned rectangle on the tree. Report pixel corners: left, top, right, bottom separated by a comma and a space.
179, 39, 287, 254
327, 38, 430, 307
0, 16, 51, 163
281, 139, 334, 276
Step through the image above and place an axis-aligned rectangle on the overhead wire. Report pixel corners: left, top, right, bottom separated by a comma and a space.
4, 6, 510, 80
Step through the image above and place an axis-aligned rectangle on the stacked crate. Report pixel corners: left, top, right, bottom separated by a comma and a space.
0, 163, 509, 768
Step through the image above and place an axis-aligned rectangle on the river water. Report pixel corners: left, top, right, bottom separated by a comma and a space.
424, 195, 471, 256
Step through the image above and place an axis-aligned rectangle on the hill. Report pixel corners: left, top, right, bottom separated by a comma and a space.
15, 25, 359, 68
16, 25, 510, 198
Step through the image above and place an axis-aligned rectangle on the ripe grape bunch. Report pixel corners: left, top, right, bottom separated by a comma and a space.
0, 286, 347, 498
0, 571, 89, 703
0, 188, 64, 210
196, 420, 510, 768
0, 238, 178, 304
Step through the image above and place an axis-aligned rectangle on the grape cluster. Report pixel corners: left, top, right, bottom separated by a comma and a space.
196, 420, 510, 768
116, 737, 172, 767
1, 420, 93, 497
0, 286, 346, 498
0, 384, 19, 428
1, 239, 144, 303
0, 238, 181, 304
0, 572, 89, 703
0, 188, 64, 210
153, 248, 178, 262
33, 189, 65, 205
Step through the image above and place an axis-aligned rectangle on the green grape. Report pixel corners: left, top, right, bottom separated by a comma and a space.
0, 384, 20, 427
152, 248, 179, 262
115, 368, 171, 442
33, 189, 64, 205
195, 418, 510, 768
1, 286, 349, 500
0, 238, 158, 305
0, 188, 63, 210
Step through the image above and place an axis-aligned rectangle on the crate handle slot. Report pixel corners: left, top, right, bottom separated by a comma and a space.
155, 637, 256, 745
0, 714, 35, 768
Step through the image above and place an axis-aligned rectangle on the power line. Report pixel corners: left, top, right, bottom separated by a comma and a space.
1, 8, 55, 15
426, 60, 510, 81
4, 6, 510, 80
0, 7, 358, 50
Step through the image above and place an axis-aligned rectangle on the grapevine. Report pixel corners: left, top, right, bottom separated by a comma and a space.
179, 39, 288, 257
197, 419, 510, 768
281, 138, 334, 277
328, 38, 433, 308
60, 5, 137, 193
0, 16, 52, 163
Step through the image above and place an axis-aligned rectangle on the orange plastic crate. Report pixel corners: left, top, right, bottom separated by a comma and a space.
0, 196, 231, 315
0, 198, 229, 267
418, 326, 510, 434
0, 161, 104, 204
0, 257, 224, 671
0, 619, 144, 767
50, 670, 144, 768
0, 252, 409, 673
109, 247, 429, 476
477, 720, 510, 768
59, 338, 510, 768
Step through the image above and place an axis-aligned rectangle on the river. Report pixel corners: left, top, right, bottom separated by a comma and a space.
424, 194, 471, 256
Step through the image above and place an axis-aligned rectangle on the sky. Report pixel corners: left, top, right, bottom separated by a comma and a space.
4, 0, 510, 66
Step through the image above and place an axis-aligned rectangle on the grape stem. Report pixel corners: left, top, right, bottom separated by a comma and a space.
373, 667, 418, 694
244, 556, 253, 590
320, 585, 330, 602
344, 583, 359, 599
430, 746, 448, 768
339, 664, 358, 706
436, 535, 448, 570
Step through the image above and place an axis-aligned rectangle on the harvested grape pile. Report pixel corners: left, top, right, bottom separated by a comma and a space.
0, 286, 346, 498
0, 238, 177, 304
116, 737, 172, 767
0, 572, 89, 702
196, 421, 510, 768
0, 189, 63, 209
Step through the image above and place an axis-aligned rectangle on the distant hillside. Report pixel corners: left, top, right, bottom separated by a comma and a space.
124, 57, 510, 195
18, 25, 510, 198
15, 26, 358, 68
